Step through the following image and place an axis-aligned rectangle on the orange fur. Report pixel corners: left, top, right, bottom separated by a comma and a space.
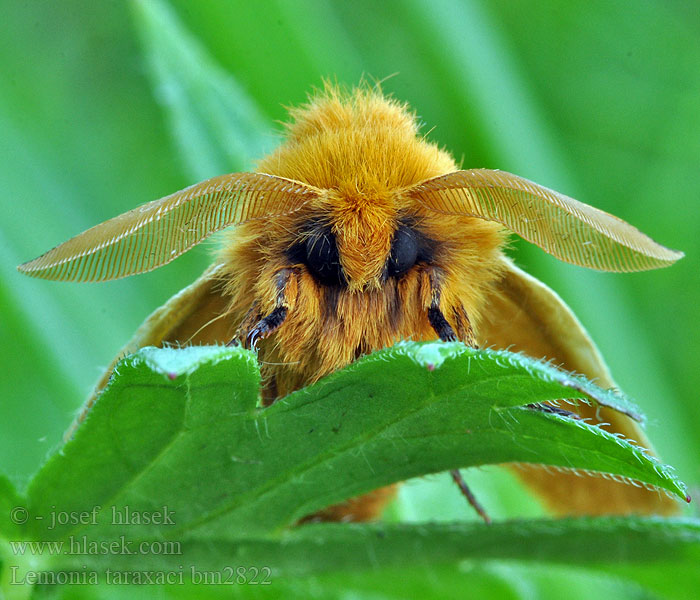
219, 86, 506, 397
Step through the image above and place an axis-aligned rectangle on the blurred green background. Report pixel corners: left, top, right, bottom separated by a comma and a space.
1, 0, 697, 519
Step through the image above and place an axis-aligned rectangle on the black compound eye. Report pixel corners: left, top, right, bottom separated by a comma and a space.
305, 227, 344, 286
387, 225, 419, 278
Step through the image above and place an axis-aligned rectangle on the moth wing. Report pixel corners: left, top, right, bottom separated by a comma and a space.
66, 263, 231, 438
476, 258, 678, 515
18, 173, 318, 282
410, 169, 683, 272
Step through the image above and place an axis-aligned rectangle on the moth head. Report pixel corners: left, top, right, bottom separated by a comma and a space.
325, 187, 396, 291
283, 180, 450, 294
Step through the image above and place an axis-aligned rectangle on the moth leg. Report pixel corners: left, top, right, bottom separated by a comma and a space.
244, 267, 297, 350
450, 469, 491, 524
428, 272, 483, 518
227, 301, 261, 347
425, 267, 476, 346
527, 403, 580, 419
425, 266, 456, 341
246, 308, 287, 350
428, 306, 457, 342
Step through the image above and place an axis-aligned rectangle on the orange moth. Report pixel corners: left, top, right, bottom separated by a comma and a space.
19, 85, 684, 520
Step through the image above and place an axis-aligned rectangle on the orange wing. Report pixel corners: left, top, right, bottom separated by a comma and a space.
477, 259, 678, 516
66, 264, 232, 438
410, 169, 683, 272
19, 173, 320, 282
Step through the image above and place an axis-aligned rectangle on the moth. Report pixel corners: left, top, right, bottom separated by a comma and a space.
19, 86, 683, 520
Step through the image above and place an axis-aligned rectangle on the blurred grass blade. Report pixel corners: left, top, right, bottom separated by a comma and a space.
50, 517, 700, 600
399, 0, 566, 176
131, 0, 274, 180
0, 475, 25, 539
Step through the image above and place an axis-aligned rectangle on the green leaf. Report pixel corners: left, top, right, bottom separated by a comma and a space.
22, 342, 685, 547
0, 342, 691, 599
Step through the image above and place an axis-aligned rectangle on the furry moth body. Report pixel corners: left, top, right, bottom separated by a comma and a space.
19, 86, 684, 519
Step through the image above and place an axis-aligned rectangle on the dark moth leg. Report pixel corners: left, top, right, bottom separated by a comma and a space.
227, 302, 259, 347
426, 266, 476, 346
450, 469, 492, 524
527, 403, 580, 419
246, 307, 287, 350
428, 306, 457, 342
425, 268, 487, 521
228, 267, 297, 350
